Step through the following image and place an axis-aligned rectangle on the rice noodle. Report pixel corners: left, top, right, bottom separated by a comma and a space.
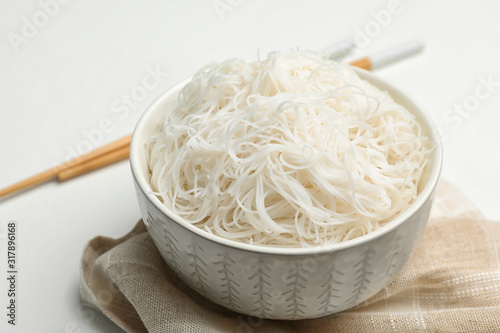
146, 50, 430, 247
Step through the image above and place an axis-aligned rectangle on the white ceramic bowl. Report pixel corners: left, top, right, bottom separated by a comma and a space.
130, 69, 442, 320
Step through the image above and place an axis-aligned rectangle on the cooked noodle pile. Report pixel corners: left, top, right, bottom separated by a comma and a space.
147, 51, 430, 247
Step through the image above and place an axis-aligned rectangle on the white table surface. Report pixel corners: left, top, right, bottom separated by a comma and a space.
1, 0, 499, 331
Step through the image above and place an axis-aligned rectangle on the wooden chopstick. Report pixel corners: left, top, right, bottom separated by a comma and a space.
55, 134, 132, 173
0, 134, 131, 198
349, 57, 372, 70
57, 144, 130, 181
0, 43, 424, 199
348, 40, 424, 71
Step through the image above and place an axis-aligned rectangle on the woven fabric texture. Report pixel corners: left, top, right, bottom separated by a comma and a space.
80, 181, 500, 332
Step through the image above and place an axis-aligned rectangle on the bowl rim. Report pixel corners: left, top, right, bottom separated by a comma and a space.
130, 67, 443, 255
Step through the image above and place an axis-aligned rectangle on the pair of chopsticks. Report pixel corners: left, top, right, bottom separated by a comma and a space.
0, 40, 424, 199
0, 135, 131, 198
328, 38, 424, 71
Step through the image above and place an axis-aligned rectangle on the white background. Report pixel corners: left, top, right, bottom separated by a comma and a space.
1, 0, 499, 331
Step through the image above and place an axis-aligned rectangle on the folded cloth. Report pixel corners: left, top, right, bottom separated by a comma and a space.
80, 181, 500, 332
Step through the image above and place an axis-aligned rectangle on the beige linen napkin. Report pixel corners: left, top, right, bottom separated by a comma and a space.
80, 181, 500, 332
